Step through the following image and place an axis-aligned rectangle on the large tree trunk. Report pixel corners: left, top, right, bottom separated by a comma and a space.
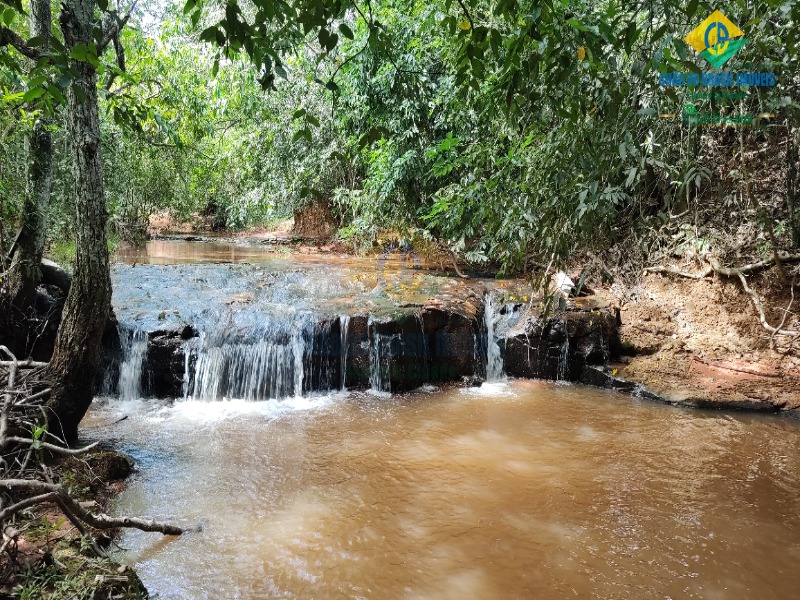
5, 0, 53, 312
46, 0, 112, 444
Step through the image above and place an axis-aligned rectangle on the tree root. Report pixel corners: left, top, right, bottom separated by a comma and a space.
643, 254, 800, 337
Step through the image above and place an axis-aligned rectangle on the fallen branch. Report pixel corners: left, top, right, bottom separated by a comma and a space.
0, 479, 184, 553
691, 355, 782, 378
0, 491, 60, 521
0, 360, 49, 369
0, 357, 185, 568
3, 437, 99, 455
643, 265, 713, 279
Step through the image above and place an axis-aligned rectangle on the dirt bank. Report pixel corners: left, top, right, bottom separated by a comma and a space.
605, 271, 800, 413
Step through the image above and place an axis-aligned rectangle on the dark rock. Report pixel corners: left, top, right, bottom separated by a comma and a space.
40, 258, 71, 294
505, 304, 620, 381
86, 450, 134, 482
143, 329, 195, 398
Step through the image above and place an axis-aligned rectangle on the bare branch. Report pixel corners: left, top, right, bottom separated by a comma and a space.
645, 257, 800, 337
0, 491, 59, 521
0, 479, 185, 536
98, 0, 139, 53
691, 356, 782, 378
4, 437, 99, 455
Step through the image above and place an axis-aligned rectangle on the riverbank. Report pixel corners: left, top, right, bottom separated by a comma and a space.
1, 448, 149, 599
609, 270, 800, 413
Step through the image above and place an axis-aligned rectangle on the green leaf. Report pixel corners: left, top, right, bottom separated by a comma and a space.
325, 80, 339, 93
199, 26, 217, 43
183, 0, 196, 14
97, 0, 108, 10
566, 18, 588, 32
47, 83, 64, 104
338, 23, 354, 40
2, 8, 15, 26
1, 91, 24, 104
70, 44, 88, 60
27, 75, 47, 88
293, 108, 307, 119
306, 114, 320, 127
22, 87, 45, 101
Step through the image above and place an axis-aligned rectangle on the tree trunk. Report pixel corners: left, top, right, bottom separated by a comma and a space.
788, 125, 799, 249
46, 0, 112, 444
5, 0, 53, 312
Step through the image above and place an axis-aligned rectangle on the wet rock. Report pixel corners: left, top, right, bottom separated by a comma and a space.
505, 303, 620, 381
143, 329, 195, 398
40, 258, 71, 294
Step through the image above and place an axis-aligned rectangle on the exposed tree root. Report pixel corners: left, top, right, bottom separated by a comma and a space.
644, 254, 800, 337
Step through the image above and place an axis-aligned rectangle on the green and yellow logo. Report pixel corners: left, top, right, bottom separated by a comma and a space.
684, 10, 748, 68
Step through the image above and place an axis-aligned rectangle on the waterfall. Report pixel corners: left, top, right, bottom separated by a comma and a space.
339, 315, 350, 390
557, 336, 570, 381
118, 327, 148, 400
484, 294, 505, 382
189, 335, 298, 401
368, 321, 396, 393
185, 314, 321, 401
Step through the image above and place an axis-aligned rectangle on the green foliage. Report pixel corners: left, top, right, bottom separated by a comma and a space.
2, 0, 798, 266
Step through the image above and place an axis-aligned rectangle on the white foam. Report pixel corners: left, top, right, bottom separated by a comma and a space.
90, 392, 344, 426
460, 382, 516, 397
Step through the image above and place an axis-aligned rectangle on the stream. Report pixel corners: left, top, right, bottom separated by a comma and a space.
84, 241, 800, 599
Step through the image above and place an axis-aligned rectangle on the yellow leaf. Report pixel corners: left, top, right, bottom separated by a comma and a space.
459, 21, 471, 31
577, 46, 586, 60
612, 368, 618, 376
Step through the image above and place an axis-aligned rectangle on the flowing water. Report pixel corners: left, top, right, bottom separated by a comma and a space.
85, 382, 800, 600
89, 241, 800, 599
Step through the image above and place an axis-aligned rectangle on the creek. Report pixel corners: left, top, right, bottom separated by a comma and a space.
84, 240, 800, 599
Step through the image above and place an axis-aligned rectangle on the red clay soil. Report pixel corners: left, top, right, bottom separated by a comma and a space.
608, 272, 800, 412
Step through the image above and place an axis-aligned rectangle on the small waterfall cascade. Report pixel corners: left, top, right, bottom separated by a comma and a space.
557, 336, 570, 381
185, 314, 342, 401
484, 293, 505, 382
105, 261, 504, 402
339, 315, 350, 390
368, 318, 399, 393
117, 326, 148, 400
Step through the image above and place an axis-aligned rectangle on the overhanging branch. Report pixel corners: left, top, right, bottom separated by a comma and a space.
0, 26, 40, 60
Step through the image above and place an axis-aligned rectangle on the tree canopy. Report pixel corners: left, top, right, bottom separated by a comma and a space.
1, 0, 798, 271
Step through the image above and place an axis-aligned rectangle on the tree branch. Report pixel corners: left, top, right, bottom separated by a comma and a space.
0, 479, 185, 536
0, 26, 40, 60
456, 0, 474, 30
645, 255, 800, 337
98, 0, 139, 53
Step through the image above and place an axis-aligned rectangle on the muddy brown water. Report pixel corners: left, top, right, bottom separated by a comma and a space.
84, 381, 800, 599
